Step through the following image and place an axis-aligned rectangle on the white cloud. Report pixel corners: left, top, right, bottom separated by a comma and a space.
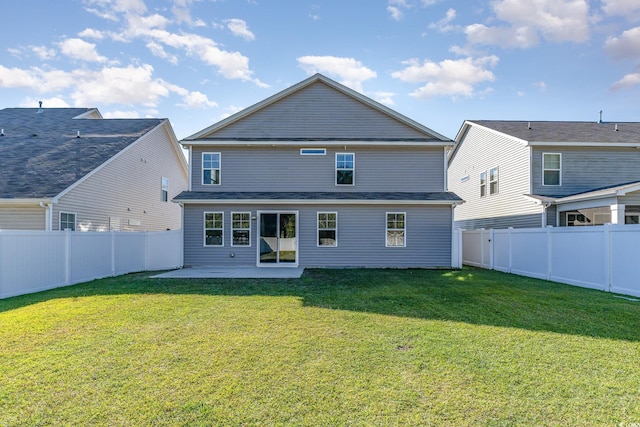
102, 110, 142, 118
78, 28, 106, 39
83, 0, 147, 18
533, 81, 547, 92
611, 72, 640, 90
372, 91, 396, 106
19, 97, 70, 108
225, 19, 255, 41
31, 46, 57, 60
58, 38, 108, 63
147, 41, 179, 64
601, 0, 640, 19
387, 6, 403, 21
605, 27, 640, 60
429, 8, 456, 33
297, 55, 377, 92
178, 91, 218, 109
466, 0, 590, 48
391, 56, 499, 98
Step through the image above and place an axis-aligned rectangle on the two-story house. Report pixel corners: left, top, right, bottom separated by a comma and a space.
448, 120, 640, 229
0, 106, 188, 231
174, 74, 462, 268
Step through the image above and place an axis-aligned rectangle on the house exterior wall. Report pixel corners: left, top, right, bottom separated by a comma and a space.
448, 124, 542, 229
531, 147, 640, 197
183, 203, 453, 268
208, 82, 430, 140
0, 207, 45, 230
191, 146, 446, 192
53, 122, 187, 231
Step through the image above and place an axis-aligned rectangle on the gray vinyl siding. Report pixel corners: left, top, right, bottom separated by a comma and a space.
454, 213, 543, 230
0, 207, 45, 230
184, 204, 453, 268
448, 124, 541, 229
192, 146, 445, 193
546, 205, 557, 227
53, 123, 187, 231
208, 82, 431, 140
532, 147, 640, 197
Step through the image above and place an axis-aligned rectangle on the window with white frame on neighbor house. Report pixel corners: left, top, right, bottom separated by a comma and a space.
336, 153, 354, 185
386, 212, 405, 247
161, 177, 169, 202
317, 212, 337, 247
543, 153, 561, 186
204, 212, 223, 246
60, 212, 76, 231
489, 167, 499, 195
202, 152, 221, 185
480, 171, 487, 197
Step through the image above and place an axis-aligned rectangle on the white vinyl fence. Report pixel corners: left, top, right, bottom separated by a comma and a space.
0, 229, 182, 299
462, 225, 640, 298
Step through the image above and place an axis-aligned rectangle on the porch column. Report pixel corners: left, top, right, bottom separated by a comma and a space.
610, 203, 625, 224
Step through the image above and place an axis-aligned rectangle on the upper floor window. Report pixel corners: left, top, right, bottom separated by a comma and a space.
489, 167, 499, 195
336, 153, 355, 185
231, 212, 251, 246
543, 153, 561, 186
204, 212, 223, 246
317, 212, 337, 247
203, 153, 221, 185
386, 212, 406, 247
480, 171, 487, 197
60, 212, 76, 231
161, 177, 169, 202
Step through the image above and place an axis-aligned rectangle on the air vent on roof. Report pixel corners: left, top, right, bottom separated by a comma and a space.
599, 110, 603, 124
77, 130, 81, 138
1, 129, 4, 137
615, 124, 619, 132
37, 101, 43, 114
527, 122, 531, 129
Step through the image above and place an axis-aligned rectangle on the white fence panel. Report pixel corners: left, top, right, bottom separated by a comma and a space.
0, 230, 183, 299
461, 225, 640, 298
609, 226, 640, 297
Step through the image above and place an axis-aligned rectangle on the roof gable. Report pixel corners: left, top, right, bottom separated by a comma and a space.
0, 108, 164, 199
184, 74, 450, 144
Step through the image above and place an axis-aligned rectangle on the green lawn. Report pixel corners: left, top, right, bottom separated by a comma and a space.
1, 267, 639, 426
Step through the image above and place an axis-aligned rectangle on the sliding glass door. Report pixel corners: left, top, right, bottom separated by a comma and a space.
258, 212, 297, 265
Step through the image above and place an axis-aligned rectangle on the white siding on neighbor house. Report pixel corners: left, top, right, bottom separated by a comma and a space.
53, 122, 187, 231
0, 207, 45, 230
183, 203, 453, 268
191, 146, 446, 193
207, 82, 432, 140
449, 124, 542, 228
531, 147, 640, 197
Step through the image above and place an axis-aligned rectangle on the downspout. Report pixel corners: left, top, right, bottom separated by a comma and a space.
541, 202, 551, 227
39, 202, 54, 231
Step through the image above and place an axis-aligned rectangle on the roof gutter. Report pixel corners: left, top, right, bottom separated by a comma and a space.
173, 198, 464, 206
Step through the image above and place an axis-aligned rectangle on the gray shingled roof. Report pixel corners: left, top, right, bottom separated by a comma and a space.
173, 191, 463, 203
470, 120, 640, 144
0, 108, 164, 199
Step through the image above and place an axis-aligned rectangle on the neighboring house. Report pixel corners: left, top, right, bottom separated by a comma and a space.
174, 74, 462, 268
448, 120, 640, 229
0, 106, 188, 231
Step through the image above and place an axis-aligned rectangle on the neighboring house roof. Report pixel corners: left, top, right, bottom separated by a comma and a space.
0, 107, 166, 199
183, 73, 452, 145
461, 120, 640, 145
525, 180, 640, 205
174, 191, 463, 205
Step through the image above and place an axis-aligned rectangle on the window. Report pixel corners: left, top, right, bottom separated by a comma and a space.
301, 148, 326, 155
543, 153, 561, 186
60, 212, 76, 231
204, 212, 223, 246
161, 177, 169, 202
489, 167, 499, 195
336, 153, 354, 185
480, 171, 487, 197
386, 212, 406, 247
231, 212, 251, 246
202, 152, 221, 185
317, 212, 337, 247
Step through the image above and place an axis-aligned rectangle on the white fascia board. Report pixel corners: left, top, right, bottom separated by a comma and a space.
463, 121, 530, 146
0, 198, 51, 207
180, 140, 454, 148
555, 196, 618, 212
175, 199, 463, 206
528, 141, 640, 147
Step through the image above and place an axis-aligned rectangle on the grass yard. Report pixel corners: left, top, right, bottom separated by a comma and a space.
1, 267, 639, 426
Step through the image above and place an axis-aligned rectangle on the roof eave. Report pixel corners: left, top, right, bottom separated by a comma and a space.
0, 198, 52, 207
180, 139, 454, 148
173, 198, 463, 205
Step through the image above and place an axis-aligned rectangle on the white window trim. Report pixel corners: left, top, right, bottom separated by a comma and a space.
202, 152, 221, 186
59, 212, 77, 231
542, 153, 562, 186
386, 212, 406, 248
489, 166, 499, 195
480, 171, 487, 198
204, 211, 224, 247
317, 212, 338, 247
231, 211, 252, 247
161, 176, 169, 202
336, 153, 355, 186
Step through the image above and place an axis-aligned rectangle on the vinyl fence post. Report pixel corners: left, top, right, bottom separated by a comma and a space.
508, 227, 513, 273
604, 223, 611, 293
546, 226, 552, 281
111, 231, 116, 276
489, 229, 495, 270
64, 229, 71, 285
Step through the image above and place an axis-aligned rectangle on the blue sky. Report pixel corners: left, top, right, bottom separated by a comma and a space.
1, 0, 639, 140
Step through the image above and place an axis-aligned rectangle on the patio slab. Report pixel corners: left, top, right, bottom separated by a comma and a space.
151, 266, 305, 279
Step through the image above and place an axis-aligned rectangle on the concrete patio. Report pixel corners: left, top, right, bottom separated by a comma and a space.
151, 266, 305, 279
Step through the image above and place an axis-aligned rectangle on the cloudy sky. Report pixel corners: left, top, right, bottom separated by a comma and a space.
1, 0, 639, 140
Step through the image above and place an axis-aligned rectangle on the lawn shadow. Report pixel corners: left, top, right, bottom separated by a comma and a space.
1, 267, 639, 342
